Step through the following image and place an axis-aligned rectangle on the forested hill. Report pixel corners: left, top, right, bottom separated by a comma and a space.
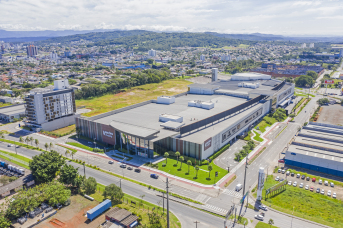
37, 30, 256, 51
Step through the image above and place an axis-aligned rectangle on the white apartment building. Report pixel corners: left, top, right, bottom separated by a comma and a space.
221, 54, 231, 61
24, 80, 80, 131
309, 43, 314, 48
148, 49, 156, 57
200, 54, 205, 61
301, 43, 307, 48
50, 51, 58, 60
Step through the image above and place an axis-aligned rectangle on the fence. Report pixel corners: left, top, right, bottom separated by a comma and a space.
0, 151, 30, 166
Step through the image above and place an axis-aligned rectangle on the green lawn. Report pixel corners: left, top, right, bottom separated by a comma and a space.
255, 221, 278, 228
253, 130, 263, 142
255, 116, 277, 133
295, 93, 315, 98
0, 150, 31, 169
66, 142, 94, 151
157, 158, 227, 185
255, 175, 343, 228
57, 144, 77, 153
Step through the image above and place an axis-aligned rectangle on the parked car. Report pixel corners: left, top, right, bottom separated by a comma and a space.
316, 188, 320, 193
333, 193, 337, 198
120, 164, 126, 168
305, 185, 309, 190
296, 174, 300, 178
331, 182, 334, 187
127, 166, 133, 170
282, 170, 286, 174
108, 160, 114, 164
134, 168, 141, 173
7, 144, 12, 147
280, 178, 284, 182
306, 176, 310, 181
288, 181, 292, 185
321, 189, 325, 195
291, 173, 295, 177
255, 214, 264, 221
324, 180, 328, 186
150, 174, 159, 179
319, 179, 323, 185
293, 181, 297, 187
278, 159, 285, 163
275, 176, 280, 181
278, 169, 281, 173
301, 175, 305, 180
312, 178, 316, 182
286, 171, 290, 176
259, 205, 268, 211
299, 183, 304, 188
327, 190, 331, 197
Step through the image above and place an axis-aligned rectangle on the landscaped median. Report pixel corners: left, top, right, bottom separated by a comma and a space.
254, 175, 343, 228
66, 142, 104, 153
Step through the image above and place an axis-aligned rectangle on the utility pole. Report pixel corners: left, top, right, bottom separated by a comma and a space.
194, 221, 200, 228
83, 163, 86, 178
163, 192, 165, 213
166, 177, 170, 228
120, 179, 121, 189
239, 156, 248, 216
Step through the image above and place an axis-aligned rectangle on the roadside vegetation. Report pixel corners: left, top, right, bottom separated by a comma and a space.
40, 124, 76, 138
254, 108, 286, 133
234, 140, 255, 161
66, 142, 104, 153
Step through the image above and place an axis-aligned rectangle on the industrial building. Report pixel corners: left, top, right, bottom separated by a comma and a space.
76, 72, 294, 159
25, 80, 79, 131
285, 122, 343, 177
0, 104, 25, 122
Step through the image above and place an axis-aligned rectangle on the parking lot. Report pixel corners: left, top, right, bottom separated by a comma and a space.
316, 104, 343, 126
272, 170, 342, 199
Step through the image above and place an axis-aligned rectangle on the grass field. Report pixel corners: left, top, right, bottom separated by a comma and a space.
255, 221, 278, 228
51, 124, 76, 135
66, 142, 95, 152
76, 79, 192, 117
253, 130, 263, 142
157, 158, 227, 185
255, 116, 277, 133
255, 175, 343, 228
91, 184, 181, 228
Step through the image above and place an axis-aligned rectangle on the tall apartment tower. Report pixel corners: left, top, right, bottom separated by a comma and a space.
148, 49, 156, 57
200, 54, 205, 61
309, 43, 314, 48
212, 68, 218, 82
26, 45, 38, 57
25, 80, 79, 131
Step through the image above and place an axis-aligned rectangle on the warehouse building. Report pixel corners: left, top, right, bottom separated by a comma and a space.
285, 122, 343, 177
76, 72, 294, 159
0, 104, 25, 122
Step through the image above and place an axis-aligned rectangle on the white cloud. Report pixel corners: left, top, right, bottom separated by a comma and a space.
0, 0, 342, 35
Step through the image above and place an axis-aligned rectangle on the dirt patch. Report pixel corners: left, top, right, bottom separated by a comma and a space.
168, 87, 184, 92
316, 105, 343, 126
36, 195, 104, 228
127, 92, 135, 96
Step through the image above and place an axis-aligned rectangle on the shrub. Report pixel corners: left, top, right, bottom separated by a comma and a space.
201, 160, 209, 165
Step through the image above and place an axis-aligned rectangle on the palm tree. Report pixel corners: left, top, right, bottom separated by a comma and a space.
71, 150, 77, 160
25, 137, 30, 145
208, 165, 213, 178
179, 156, 184, 169
175, 151, 180, 165
65, 150, 70, 157
164, 152, 169, 164
195, 165, 199, 178
30, 137, 33, 146
76, 127, 81, 139
44, 143, 49, 151
19, 136, 24, 144
34, 139, 39, 148
268, 219, 274, 227
49, 142, 53, 151
187, 160, 192, 174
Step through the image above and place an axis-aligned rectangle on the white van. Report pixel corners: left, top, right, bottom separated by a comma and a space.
235, 184, 243, 192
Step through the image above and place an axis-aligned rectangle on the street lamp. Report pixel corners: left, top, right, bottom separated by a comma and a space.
94, 138, 96, 149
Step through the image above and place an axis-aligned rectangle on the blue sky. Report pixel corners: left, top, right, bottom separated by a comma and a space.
0, 0, 342, 35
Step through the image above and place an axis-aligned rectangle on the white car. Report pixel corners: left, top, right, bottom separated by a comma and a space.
275, 176, 280, 181
299, 183, 304, 188
296, 173, 300, 178
293, 181, 297, 187
255, 215, 264, 221
324, 181, 329, 186
305, 185, 309, 190
319, 179, 323, 185
331, 182, 334, 187
120, 164, 126, 168
327, 190, 331, 197
321, 189, 325, 195
282, 170, 286, 174
288, 181, 292, 185
108, 160, 114, 164
7, 144, 13, 147
259, 205, 268, 211
286, 171, 290, 176
278, 169, 281, 173
333, 193, 336, 198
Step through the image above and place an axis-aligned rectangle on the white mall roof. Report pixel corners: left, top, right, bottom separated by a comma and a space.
231, 72, 271, 81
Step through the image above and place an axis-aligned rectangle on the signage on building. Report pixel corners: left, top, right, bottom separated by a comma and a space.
103, 131, 113, 138
101, 124, 115, 145
324, 80, 334, 84
204, 137, 212, 151
222, 108, 263, 143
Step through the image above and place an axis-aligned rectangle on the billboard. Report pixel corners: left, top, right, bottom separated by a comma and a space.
204, 137, 212, 151
324, 80, 334, 84
266, 180, 287, 195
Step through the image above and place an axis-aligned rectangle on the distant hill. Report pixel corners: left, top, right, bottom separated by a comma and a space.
0, 29, 115, 38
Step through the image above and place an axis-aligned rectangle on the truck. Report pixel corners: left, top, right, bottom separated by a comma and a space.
235, 184, 243, 192
87, 199, 111, 221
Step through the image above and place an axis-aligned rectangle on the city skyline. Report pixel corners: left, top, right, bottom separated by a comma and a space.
1, 0, 343, 36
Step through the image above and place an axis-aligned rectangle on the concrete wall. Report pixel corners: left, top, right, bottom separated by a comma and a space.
40, 114, 80, 131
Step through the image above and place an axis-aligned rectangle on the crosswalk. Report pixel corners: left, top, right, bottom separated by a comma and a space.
203, 204, 228, 214
195, 194, 211, 203
222, 189, 244, 199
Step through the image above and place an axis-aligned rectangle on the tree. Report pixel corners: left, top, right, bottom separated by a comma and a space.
76, 127, 82, 138
71, 150, 77, 160
179, 156, 184, 169
59, 164, 79, 186
306, 70, 318, 80
44, 143, 49, 151
268, 219, 274, 227
30, 137, 33, 146
295, 75, 314, 87
29, 150, 66, 183
289, 114, 296, 118
34, 139, 39, 148
273, 108, 286, 122
175, 151, 180, 165
195, 165, 199, 178
208, 165, 213, 178
317, 98, 329, 106
146, 59, 154, 64
164, 152, 169, 164
65, 150, 70, 157
148, 211, 162, 227
83, 177, 97, 195
187, 160, 192, 174
25, 136, 30, 145
50, 142, 53, 151
19, 136, 23, 144
103, 183, 124, 203
0, 211, 11, 228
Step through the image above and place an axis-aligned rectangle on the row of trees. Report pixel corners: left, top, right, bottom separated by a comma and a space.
234, 140, 255, 161
294, 71, 318, 87
74, 69, 172, 100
